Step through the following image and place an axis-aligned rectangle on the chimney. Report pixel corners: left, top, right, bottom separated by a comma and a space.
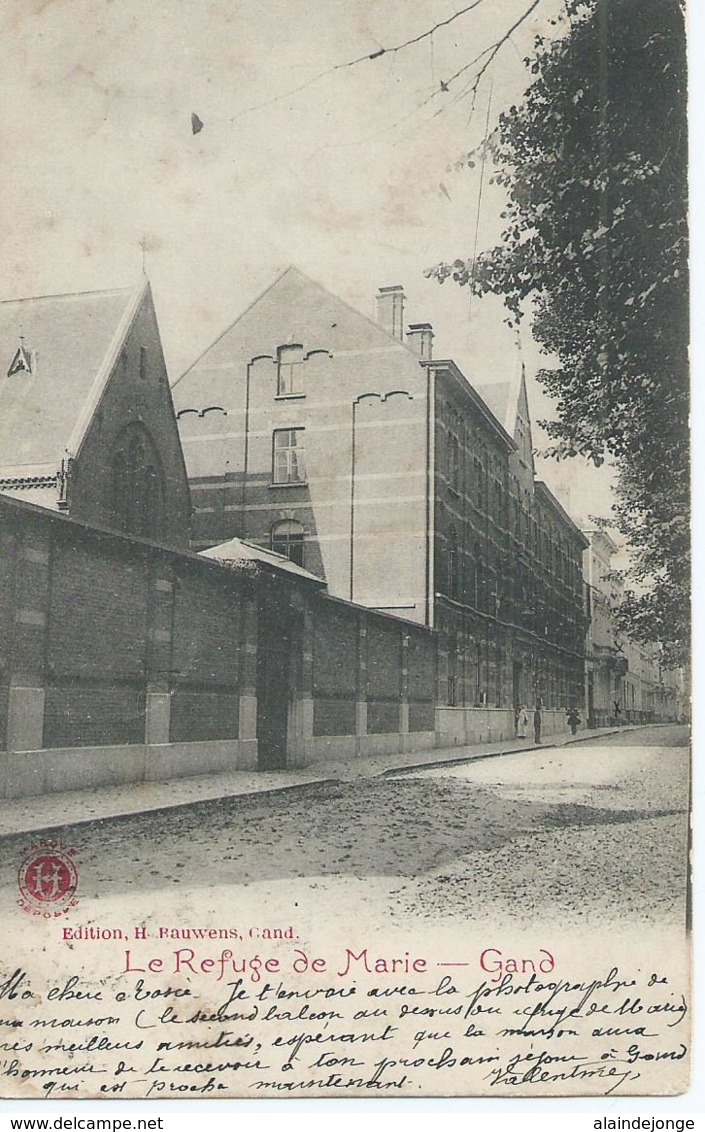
375, 285, 405, 340
406, 322, 434, 360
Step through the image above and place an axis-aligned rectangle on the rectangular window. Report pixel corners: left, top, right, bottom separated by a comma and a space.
277, 345, 304, 396
272, 428, 306, 484
448, 434, 461, 493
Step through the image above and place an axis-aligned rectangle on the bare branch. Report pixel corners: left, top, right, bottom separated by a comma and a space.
215, 0, 492, 126
339, 0, 491, 66
428, 0, 544, 121
204, 0, 551, 132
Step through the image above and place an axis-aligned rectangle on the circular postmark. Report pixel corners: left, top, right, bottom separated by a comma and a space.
17, 840, 79, 918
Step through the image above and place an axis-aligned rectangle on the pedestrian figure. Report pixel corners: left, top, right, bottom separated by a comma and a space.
516, 704, 529, 739
567, 707, 580, 736
613, 700, 622, 723
533, 705, 542, 744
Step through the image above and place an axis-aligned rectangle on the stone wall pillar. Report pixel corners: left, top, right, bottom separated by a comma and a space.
301, 603, 314, 742
400, 631, 410, 747
355, 613, 368, 753
289, 602, 314, 767
238, 592, 258, 741
7, 529, 51, 753
146, 568, 175, 744
145, 691, 171, 744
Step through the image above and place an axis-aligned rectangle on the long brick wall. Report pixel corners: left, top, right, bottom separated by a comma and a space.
0, 495, 439, 796
0, 496, 258, 795
306, 594, 437, 761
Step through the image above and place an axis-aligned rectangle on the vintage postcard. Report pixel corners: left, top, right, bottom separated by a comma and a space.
0, 0, 691, 1103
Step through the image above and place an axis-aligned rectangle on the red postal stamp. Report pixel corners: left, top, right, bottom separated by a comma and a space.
17, 839, 79, 918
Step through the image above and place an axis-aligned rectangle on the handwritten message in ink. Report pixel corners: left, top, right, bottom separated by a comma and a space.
0, 928, 690, 1099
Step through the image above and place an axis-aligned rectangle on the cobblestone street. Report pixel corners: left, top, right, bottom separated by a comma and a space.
0, 725, 688, 934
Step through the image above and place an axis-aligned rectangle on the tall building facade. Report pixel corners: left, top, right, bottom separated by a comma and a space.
174, 267, 587, 718
583, 528, 685, 725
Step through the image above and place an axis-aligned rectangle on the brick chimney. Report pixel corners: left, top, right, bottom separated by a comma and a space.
375, 285, 405, 340
406, 322, 434, 360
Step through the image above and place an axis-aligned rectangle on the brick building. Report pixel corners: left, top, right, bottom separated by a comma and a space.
174, 268, 587, 742
0, 282, 191, 547
583, 527, 685, 726
0, 277, 439, 793
0, 493, 436, 793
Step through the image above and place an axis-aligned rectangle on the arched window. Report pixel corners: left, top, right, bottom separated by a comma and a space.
110, 423, 164, 540
271, 519, 305, 567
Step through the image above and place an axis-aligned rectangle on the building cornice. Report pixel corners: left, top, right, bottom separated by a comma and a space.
423, 359, 517, 454
535, 481, 589, 548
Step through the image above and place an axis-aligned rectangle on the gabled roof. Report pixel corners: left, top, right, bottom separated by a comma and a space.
173, 265, 420, 405
0, 284, 144, 476
201, 536, 325, 586
477, 351, 535, 475
476, 349, 525, 435
423, 358, 516, 453
535, 481, 589, 547
476, 381, 512, 431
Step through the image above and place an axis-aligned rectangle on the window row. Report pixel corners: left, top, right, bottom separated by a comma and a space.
441, 542, 583, 624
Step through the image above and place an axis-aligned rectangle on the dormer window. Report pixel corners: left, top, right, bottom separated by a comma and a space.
7, 343, 32, 376
277, 344, 304, 396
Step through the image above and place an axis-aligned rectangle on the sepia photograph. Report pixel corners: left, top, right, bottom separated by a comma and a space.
0, 0, 692, 1105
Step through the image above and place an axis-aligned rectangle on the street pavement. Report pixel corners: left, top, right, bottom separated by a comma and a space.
392, 724, 689, 928
0, 722, 654, 838
0, 724, 689, 929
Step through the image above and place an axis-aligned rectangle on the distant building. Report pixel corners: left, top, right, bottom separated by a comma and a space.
174, 267, 588, 739
583, 527, 684, 725
0, 282, 191, 548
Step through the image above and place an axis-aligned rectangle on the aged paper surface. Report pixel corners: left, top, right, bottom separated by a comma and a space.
0, 753, 691, 1099
0, 0, 692, 1104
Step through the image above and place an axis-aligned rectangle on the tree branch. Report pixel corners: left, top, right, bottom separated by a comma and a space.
216, 0, 544, 129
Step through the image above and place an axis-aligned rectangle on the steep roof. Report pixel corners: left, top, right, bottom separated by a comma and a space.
476, 350, 524, 434
476, 352, 534, 476
173, 265, 418, 407
0, 286, 141, 476
476, 381, 512, 431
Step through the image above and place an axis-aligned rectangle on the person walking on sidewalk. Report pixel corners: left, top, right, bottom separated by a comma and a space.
533, 705, 542, 745
516, 705, 529, 739
567, 707, 580, 736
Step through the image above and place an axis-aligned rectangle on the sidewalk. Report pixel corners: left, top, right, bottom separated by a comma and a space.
0, 724, 644, 839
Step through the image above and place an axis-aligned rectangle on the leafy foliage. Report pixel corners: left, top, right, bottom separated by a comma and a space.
430, 0, 689, 664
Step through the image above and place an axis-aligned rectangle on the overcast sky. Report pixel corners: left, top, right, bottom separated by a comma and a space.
0, 0, 618, 528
